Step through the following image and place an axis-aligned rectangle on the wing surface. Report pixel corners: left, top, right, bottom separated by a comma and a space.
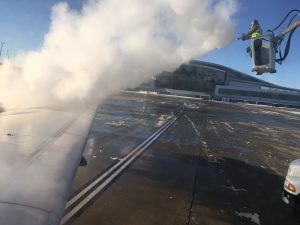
0, 105, 97, 225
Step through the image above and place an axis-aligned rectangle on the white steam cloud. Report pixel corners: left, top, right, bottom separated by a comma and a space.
0, 0, 236, 109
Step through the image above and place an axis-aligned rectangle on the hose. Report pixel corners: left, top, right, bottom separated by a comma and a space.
276, 27, 296, 63
271, 9, 300, 32
287, 13, 300, 27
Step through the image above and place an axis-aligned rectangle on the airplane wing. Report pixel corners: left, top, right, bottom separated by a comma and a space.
0, 105, 98, 225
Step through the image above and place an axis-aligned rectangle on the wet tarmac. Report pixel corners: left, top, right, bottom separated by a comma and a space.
67, 92, 300, 225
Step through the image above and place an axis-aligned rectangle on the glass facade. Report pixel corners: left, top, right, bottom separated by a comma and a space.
218, 88, 300, 102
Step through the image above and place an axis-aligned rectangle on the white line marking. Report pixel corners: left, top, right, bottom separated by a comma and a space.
209, 120, 219, 136
64, 116, 176, 210
60, 110, 182, 224
184, 115, 200, 137
223, 122, 234, 130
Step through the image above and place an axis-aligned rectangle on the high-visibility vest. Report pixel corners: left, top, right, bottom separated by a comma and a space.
251, 26, 262, 39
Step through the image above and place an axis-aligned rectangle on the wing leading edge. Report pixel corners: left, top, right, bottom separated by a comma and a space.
0, 105, 98, 225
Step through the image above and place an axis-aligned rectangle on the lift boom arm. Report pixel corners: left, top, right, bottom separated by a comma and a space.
276, 19, 300, 43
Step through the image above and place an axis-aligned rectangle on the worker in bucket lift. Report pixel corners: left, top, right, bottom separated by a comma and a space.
240, 19, 263, 72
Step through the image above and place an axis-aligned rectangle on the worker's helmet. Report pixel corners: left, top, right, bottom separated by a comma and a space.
251, 19, 259, 27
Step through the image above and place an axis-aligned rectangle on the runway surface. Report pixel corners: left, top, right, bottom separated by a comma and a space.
65, 91, 300, 225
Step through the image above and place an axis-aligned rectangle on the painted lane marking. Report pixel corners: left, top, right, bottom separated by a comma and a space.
60, 108, 184, 225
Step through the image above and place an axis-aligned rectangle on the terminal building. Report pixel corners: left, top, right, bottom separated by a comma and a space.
147, 60, 300, 107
